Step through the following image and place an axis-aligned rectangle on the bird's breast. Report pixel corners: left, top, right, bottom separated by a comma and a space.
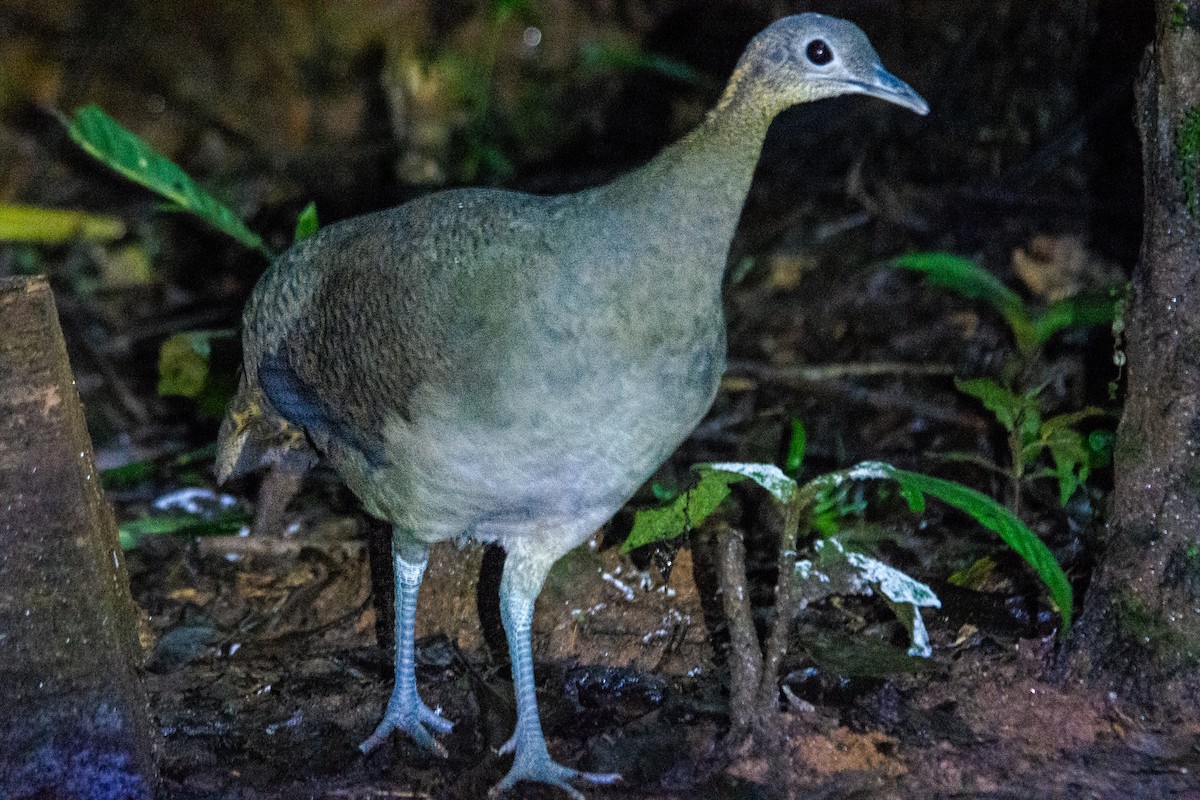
369, 303, 726, 547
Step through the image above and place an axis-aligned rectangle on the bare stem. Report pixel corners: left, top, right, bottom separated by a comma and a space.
757, 494, 801, 716
714, 521, 761, 738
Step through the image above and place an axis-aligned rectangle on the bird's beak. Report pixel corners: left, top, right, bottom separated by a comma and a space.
857, 64, 929, 116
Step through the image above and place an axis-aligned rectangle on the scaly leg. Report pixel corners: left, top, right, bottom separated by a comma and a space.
359, 531, 453, 755
490, 548, 620, 799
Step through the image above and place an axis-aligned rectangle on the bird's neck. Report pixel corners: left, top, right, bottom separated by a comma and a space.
607, 87, 779, 277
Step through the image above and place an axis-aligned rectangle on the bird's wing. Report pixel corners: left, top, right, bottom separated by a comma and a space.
243, 191, 545, 465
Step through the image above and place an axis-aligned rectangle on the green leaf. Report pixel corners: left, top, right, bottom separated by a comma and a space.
294, 201, 318, 243
119, 511, 249, 551
623, 469, 742, 551
0, 204, 126, 244
1038, 409, 1112, 506
892, 252, 1034, 352
650, 482, 679, 502
1087, 429, 1115, 464
954, 377, 1025, 432
100, 444, 219, 492
947, 556, 1000, 590
65, 105, 272, 259
100, 460, 155, 491
1033, 294, 1119, 345
157, 330, 238, 420
1020, 404, 1042, 449
898, 482, 926, 514
581, 41, 700, 84
796, 537, 941, 657
1042, 426, 1091, 506
785, 417, 807, 477
158, 332, 214, 399
1039, 407, 1109, 435
706, 461, 796, 504
849, 462, 1073, 634
803, 470, 872, 535
97, 243, 155, 288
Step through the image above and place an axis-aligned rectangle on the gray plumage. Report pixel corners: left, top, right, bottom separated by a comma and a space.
217, 13, 926, 798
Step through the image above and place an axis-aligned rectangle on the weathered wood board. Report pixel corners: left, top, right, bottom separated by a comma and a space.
0, 276, 159, 800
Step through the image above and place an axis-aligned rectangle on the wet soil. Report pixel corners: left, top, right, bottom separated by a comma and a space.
130, 521, 1200, 799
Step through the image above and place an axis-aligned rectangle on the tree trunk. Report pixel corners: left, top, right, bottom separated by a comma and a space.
1065, 3, 1200, 714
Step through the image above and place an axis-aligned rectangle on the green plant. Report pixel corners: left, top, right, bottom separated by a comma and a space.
951, 378, 1113, 514
1170, 2, 1190, 29
157, 329, 240, 419
891, 252, 1117, 512
625, 450, 1071, 634
117, 508, 250, 551
98, 444, 251, 549
1177, 104, 1200, 218
65, 105, 322, 424
625, 419, 1071, 737
891, 252, 1116, 358
293, 201, 319, 243
65, 105, 274, 258
100, 443, 216, 492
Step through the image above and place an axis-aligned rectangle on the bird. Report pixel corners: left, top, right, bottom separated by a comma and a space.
216, 12, 927, 799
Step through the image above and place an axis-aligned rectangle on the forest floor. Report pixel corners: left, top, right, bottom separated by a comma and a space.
5, 0, 1193, 798
128, 506, 1200, 800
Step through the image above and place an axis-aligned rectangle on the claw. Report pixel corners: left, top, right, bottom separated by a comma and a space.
488, 745, 620, 799
359, 699, 454, 757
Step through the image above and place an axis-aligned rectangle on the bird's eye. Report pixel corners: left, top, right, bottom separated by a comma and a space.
805, 39, 833, 66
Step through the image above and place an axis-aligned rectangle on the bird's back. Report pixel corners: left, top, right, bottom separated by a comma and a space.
237, 185, 726, 548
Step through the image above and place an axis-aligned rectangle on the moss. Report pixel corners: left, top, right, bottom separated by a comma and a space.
1112, 594, 1200, 670
1177, 105, 1200, 218
1165, 542, 1200, 596
1112, 425, 1145, 466
1170, 2, 1189, 29
1169, 1, 1200, 29
1108, 283, 1129, 401
1186, 457, 1200, 495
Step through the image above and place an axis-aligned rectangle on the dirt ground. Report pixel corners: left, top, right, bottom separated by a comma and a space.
128, 517, 1200, 799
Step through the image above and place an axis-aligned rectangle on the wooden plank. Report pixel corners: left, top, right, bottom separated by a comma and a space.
0, 276, 159, 800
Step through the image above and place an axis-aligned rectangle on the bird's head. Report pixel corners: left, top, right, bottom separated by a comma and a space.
725, 13, 929, 117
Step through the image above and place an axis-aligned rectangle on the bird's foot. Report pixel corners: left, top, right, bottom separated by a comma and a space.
489, 742, 620, 800
358, 696, 454, 757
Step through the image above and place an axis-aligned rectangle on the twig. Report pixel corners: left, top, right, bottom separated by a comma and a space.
757, 493, 802, 717
108, 306, 236, 349
713, 521, 761, 739
726, 358, 956, 382
727, 361, 981, 429
925, 450, 1010, 479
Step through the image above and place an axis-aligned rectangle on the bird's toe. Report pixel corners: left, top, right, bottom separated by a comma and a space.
419, 702, 454, 734
358, 706, 451, 758
489, 747, 620, 799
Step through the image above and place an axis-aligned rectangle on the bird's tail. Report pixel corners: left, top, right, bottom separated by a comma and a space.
215, 370, 317, 484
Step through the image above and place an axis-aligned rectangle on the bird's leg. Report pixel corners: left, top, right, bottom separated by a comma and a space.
359, 532, 454, 756
490, 549, 620, 799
